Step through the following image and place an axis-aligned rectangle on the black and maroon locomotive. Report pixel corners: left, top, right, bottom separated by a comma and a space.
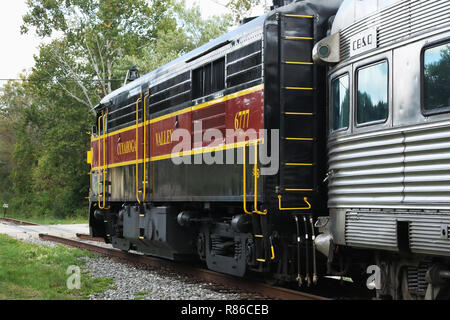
88, 0, 340, 284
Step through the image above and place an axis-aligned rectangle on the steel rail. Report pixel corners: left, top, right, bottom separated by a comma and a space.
38, 233, 327, 300
76, 233, 105, 243
0, 217, 39, 226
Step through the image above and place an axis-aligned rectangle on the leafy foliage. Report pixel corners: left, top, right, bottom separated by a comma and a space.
0, 0, 231, 219
116, 1, 232, 75
226, 0, 266, 23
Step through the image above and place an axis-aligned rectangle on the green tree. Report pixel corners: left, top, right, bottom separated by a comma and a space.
22, 0, 177, 107
116, 0, 233, 75
0, 0, 234, 219
226, 0, 267, 23
0, 79, 41, 209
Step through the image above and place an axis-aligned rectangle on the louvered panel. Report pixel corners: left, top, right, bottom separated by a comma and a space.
345, 211, 398, 250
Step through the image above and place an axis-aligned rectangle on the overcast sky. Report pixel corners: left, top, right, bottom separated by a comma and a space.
0, 1, 43, 80
0, 0, 265, 81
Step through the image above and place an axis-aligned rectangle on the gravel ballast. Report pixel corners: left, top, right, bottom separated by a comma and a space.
83, 256, 246, 300
19, 236, 250, 300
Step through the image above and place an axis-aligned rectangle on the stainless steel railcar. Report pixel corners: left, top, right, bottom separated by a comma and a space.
314, 0, 450, 299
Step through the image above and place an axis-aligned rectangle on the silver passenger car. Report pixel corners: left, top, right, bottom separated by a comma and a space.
314, 0, 450, 299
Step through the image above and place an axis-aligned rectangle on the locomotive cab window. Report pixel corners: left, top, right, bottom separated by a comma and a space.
423, 42, 450, 114
356, 61, 388, 125
332, 73, 350, 131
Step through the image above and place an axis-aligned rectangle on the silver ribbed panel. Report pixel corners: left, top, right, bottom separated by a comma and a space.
345, 211, 398, 250
345, 211, 450, 256
329, 132, 405, 207
340, 0, 450, 60
329, 122, 450, 210
403, 126, 450, 205
409, 215, 450, 255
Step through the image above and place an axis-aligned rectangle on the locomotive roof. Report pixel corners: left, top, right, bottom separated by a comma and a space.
96, 0, 343, 111
98, 12, 269, 110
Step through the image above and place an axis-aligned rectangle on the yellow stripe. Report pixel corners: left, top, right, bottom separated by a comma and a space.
285, 163, 314, 166
285, 36, 313, 40
91, 139, 261, 171
285, 61, 314, 65
91, 84, 264, 143
284, 14, 314, 18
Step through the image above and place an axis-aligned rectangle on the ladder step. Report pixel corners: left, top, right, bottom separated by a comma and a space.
284, 61, 314, 65
285, 137, 314, 141
285, 163, 314, 166
284, 36, 313, 40
285, 112, 314, 116
285, 86, 314, 91
284, 14, 314, 19
285, 188, 314, 192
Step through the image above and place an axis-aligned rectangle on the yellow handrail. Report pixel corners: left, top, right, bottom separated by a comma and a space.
142, 89, 150, 202
102, 109, 108, 209
278, 195, 311, 211
97, 111, 104, 209
136, 93, 143, 204
242, 141, 267, 215
242, 142, 252, 215
253, 142, 267, 215
136, 94, 143, 204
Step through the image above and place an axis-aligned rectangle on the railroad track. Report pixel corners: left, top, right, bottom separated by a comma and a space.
75, 233, 105, 242
38, 233, 328, 300
0, 217, 328, 300
0, 217, 39, 226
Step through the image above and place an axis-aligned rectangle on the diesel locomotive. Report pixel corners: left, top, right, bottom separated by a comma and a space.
87, 0, 450, 299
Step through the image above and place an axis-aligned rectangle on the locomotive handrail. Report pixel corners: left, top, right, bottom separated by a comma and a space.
97, 111, 104, 209
136, 93, 143, 204
253, 141, 267, 215
242, 142, 252, 215
102, 109, 108, 210
143, 89, 150, 202
242, 140, 267, 215
277, 195, 311, 211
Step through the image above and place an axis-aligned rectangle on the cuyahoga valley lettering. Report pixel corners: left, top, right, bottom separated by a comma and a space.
117, 140, 136, 156
156, 129, 174, 146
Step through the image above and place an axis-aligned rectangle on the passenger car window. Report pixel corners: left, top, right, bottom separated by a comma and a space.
423, 42, 450, 112
356, 61, 388, 125
332, 74, 350, 131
